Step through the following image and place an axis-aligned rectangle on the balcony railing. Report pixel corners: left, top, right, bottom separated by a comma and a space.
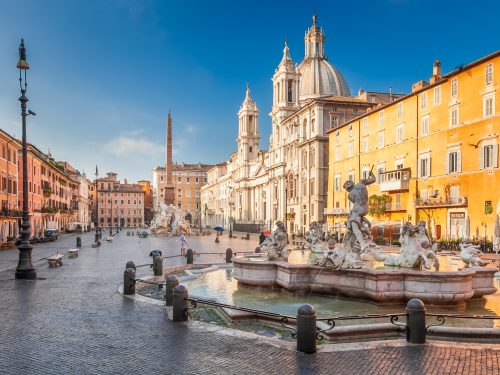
0, 209, 22, 218
379, 168, 411, 192
414, 196, 468, 208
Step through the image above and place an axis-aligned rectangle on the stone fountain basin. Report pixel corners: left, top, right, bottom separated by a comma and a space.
232, 257, 497, 307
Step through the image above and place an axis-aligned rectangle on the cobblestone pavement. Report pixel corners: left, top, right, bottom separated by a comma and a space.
0, 231, 499, 374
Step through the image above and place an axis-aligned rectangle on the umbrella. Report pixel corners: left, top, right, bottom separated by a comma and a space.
213, 226, 224, 232
465, 216, 470, 241
262, 230, 270, 235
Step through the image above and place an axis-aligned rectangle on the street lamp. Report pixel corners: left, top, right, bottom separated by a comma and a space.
109, 189, 113, 236
15, 39, 36, 279
94, 165, 101, 245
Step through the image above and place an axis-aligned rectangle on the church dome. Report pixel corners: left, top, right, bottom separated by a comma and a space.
298, 15, 351, 100
298, 59, 351, 99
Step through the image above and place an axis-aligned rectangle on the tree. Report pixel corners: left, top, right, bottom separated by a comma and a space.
368, 194, 392, 217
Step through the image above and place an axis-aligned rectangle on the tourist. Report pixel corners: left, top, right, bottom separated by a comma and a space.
180, 233, 188, 255
259, 232, 266, 245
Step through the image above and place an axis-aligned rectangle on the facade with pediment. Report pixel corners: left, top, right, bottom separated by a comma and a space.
201, 16, 400, 234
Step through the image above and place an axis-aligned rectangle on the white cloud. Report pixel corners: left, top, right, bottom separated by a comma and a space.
185, 126, 197, 134
104, 136, 164, 157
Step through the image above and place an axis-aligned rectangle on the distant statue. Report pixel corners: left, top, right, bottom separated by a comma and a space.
372, 222, 439, 270
305, 222, 327, 253
416, 221, 432, 250
343, 171, 376, 254
312, 239, 364, 270
151, 203, 190, 235
460, 243, 486, 268
259, 221, 288, 261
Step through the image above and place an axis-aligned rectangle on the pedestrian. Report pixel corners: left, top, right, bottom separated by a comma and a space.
215, 234, 220, 243
180, 232, 187, 255
259, 232, 266, 245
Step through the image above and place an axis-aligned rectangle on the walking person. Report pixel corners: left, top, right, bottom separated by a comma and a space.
180, 232, 188, 255
259, 232, 266, 245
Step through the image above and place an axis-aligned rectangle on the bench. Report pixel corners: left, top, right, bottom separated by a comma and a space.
68, 248, 79, 258
47, 253, 64, 267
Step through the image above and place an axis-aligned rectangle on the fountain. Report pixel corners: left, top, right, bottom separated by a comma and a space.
150, 202, 190, 235
232, 172, 498, 307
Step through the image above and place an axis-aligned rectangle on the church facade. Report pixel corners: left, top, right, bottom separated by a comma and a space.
201, 16, 400, 234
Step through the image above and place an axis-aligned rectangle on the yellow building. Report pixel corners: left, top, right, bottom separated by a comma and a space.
327, 51, 500, 242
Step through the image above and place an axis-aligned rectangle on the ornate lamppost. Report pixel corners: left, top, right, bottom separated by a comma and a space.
15, 39, 36, 279
94, 166, 101, 245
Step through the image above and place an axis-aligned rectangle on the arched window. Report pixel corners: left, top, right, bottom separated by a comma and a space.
311, 119, 315, 134
303, 119, 307, 139
287, 79, 293, 102
310, 147, 315, 168
302, 150, 307, 169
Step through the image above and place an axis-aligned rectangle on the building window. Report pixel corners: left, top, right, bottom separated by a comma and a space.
450, 106, 459, 127
434, 86, 441, 105
396, 124, 404, 144
377, 131, 385, 148
447, 150, 461, 174
178, 177, 181, 183
418, 153, 431, 178
310, 179, 315, 195
334, 175, 341, 191
362, 136, 369, 153
485, 63, 493, 85
363, 117, 368, 132
187, 177, 190, 183
421, 115, 429, 136
347, 142, 354, 158
484, 93, 495, 118
481, 143, 498, 169
451, 78, 458, 98
177, 188, 181, 198
347, 173, 354, 182
362, 167, 369, 180
397, 103, 403, 119
335, 131, 340, 143
335, 146, 341, 161
348, 124, 353, 137
379, 111, 384, 125
310, 148, 315, 167
420, 92, 427, 111
249, 146, 253, 153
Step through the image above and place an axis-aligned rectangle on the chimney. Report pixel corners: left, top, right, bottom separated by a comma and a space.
430, 60, 442, 84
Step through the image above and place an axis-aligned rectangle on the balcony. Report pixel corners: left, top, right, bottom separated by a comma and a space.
324, 207, 349, 216
414, 196, 468, 208
379, 168, 411, 192
0, 209, 22, 218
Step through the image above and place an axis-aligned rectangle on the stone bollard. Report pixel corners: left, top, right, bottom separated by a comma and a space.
186, 249, 194, 264
126, 260, 136, 272
76, 236, 82, 247
406, 299, 426, 344
153, 255, 163, 276
172, 285, 189, 322
127, 231, 130, 236
225, 248, 233, 263
123, 268, 136, 295
296, 304, 317, 354
165, 275, 179, 306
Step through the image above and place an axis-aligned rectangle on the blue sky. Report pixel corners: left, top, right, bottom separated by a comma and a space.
0, 0, 499, 182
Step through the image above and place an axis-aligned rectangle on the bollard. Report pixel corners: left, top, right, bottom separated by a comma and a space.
76, 236, 82, 247
406, 299, 426, 344
165, 275, 179, 306
186, 249, 194, 264
123, 268, 136, 295
297, 304, 317, 354
127, 231, 130, 236
153, 255, 163, 276
225, 248, 233, 263
172, 285, 189, 322
126, 260, 136, 272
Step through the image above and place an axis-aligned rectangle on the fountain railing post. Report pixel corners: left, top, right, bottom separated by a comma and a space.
165, 275, 179, 306
123, 268, 136, 295
153, 255, 163, 276
406, 299, 426, 344
172, 285, 189, 322
225, 248, 233, 263
296, 304, 317, 354
186, 249, 194, 264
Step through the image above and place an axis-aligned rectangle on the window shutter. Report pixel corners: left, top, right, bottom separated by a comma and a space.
445, 153, 449, 174
428, 157, 432, 177
457, 151, 462, 173
493, 144, 499, 168
479, 147, 484, 169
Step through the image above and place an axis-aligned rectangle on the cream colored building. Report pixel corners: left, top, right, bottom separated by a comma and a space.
201, 16, 400, 234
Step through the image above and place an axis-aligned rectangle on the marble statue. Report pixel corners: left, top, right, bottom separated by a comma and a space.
343, 171, 376, 254
459, 243, 486, 268
151, 203, 190, 235
416, 221, 432, 250
259, 221, 288, 261
312, 239, 364, 270
305, 222, 327, 253
372, 222, 439, 270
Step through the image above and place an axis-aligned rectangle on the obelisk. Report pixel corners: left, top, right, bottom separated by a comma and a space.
164, 111, 175, 205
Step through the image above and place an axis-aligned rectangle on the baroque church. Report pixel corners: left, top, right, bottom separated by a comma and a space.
201, 16, 400, 234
